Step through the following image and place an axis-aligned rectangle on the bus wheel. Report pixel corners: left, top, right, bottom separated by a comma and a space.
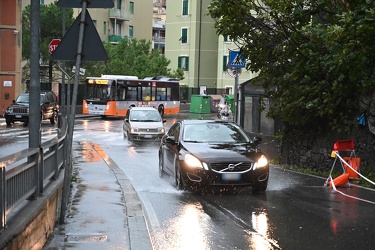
158, 105, 164, 116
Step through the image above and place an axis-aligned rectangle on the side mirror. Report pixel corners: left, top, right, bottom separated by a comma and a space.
253, 136, 262, 145
165, 135, 176, 144
163, 119, 166, 123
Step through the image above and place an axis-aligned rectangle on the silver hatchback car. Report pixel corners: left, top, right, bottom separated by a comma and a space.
123, 107, 166, 142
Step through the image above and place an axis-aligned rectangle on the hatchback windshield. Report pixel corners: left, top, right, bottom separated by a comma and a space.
183, 123, 249, 143
129, 110, 162, 122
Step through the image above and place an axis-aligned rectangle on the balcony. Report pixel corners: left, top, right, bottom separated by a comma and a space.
109, 35, 128, 43
109, 8, 131, 21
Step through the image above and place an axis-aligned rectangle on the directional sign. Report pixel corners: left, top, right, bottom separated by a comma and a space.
49, 39, 61, 54
229, 51, 246, 68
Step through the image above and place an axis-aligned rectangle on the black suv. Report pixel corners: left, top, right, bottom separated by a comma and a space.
4, 91, 59, 126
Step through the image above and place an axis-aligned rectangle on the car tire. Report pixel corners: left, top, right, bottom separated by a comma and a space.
252, 183, 267, 193
175, 162, 184, 191
5, 118, 12, 126
50, 111, 58, 124
158, 105, 164, 117
159, 155, 166, 178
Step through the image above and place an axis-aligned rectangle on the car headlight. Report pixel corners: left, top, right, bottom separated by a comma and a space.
184, 154, 208, 170
253, 155, 268, 170
158, 127, 165, 133
6, 107, 13, 113
131, 128, 139, 133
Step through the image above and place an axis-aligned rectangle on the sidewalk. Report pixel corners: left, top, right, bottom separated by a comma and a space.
43, 141, 152, 250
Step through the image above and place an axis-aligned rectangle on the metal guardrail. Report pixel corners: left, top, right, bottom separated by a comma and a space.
0, 118, 68, 231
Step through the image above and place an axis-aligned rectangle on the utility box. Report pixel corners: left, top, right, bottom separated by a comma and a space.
190, 95, 211, 113
225, 94, 234, 112
209, 95, 223, 113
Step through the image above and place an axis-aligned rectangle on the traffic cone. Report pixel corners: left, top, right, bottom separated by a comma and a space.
329, 173, 350, 188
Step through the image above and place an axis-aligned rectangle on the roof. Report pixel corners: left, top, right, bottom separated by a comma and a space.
130, 107, 158, 111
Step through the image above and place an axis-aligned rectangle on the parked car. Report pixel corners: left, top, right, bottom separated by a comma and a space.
123, 107, 166, 142
158, 120, 269, 192
4, 91, 59, 126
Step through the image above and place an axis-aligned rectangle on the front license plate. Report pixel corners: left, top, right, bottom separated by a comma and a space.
144, 135, 153, 138
222, 173, 241, 181
15, 115, 22, 118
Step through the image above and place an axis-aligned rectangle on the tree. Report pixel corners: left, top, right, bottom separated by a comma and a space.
22, 1, 74, 63
22, 1, 75, 87
208, 0, 375, 133
84, 38, 184, 80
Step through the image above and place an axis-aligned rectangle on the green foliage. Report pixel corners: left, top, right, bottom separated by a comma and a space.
22, 1, 74, 63
83, 39, 184, 80
208, 0, 375, 133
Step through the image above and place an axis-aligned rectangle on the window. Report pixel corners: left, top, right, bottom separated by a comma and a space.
182, 0, 188, 15
129, 26, 134, 38
103, 21, 107, 34
130, 2, 134, 14
117, 0, 122, 10
223, 56, 228, 71
93, 20, 97, 27
180, 28, 187, 43
178, 56, 189, 71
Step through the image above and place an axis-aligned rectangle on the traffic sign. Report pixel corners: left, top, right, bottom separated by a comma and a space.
229, 51, 246, 68
49, 39, 61, 54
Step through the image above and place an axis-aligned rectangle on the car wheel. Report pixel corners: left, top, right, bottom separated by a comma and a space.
50, 111, 58, 124
5, 118, 12, 126
127, 131, 133, 142
159, 154, 166, 178
252, 183, 267, 193
175, 162, 184, 190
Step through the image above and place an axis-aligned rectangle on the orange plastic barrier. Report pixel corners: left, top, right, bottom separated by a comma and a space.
333, 140, 354, 151
343, 157, 360, 179
330, 173, 350, 188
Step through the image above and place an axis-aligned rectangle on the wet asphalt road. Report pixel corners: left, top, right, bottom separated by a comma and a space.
71, 114, 375, 249
1, 113, 375, 249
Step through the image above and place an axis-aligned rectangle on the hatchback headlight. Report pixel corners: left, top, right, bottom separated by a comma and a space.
131, 127, 139, 133
253, 155, 268, 170
184, 154, 209, 170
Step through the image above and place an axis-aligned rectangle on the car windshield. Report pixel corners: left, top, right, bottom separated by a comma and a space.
16, 94, 46, 104
183, 123, 249, 143
16, 95, 29, 103
130, 110, 162, 122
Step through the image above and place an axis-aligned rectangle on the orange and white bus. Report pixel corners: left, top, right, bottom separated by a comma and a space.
83, 75, 180, 117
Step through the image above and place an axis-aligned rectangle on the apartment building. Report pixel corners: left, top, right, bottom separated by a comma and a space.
152, 0, 166, 54
165, 0, 256, 98
0, 0, 22, 114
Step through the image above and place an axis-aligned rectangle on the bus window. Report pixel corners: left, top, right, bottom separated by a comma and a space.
142, 86, 151, 101
127, 87, 138, 100
117, 86, 126, 100
157, 87, 167, 101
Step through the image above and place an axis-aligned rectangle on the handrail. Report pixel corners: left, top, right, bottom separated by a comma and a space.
0, 116, 68, 231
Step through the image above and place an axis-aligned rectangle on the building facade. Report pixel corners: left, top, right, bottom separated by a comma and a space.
0, 0, 22, 115
165, 0, 257, 100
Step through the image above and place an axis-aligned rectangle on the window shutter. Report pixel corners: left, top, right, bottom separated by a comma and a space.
223, 56, 227, 71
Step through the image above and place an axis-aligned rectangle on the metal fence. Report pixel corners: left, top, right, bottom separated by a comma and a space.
0, 118, 68, 231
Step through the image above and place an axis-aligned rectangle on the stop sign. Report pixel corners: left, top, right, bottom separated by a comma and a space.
49, 39, 61, 54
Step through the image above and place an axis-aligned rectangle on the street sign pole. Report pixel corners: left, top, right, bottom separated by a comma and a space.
229, 50, 246, 124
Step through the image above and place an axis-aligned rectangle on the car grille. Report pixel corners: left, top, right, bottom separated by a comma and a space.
13, 107, 28, 114
139, 128, 158, 133
210, 162, 253, 173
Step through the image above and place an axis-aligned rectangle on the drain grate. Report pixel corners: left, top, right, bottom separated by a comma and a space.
66, 233, 108, 243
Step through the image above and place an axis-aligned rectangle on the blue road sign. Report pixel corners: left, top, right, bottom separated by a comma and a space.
229, 51, 246, 68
